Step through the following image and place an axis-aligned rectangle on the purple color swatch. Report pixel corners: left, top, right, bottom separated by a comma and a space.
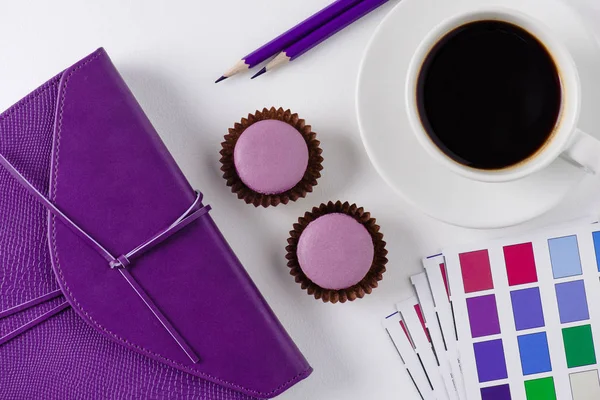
481, 384, 512, 400
467, 295, 501, 338
474, 339, 508, 383
510, 287, 545, 331
555, 280, 589, 323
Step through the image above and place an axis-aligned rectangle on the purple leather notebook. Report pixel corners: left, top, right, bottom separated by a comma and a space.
0, 48, 311, 399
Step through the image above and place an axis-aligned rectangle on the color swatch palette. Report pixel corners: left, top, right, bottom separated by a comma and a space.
381, 222, 600, 400
444, 223, 600, 400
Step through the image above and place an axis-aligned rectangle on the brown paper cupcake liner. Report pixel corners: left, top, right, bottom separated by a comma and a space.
220, 107, 324, 207
285, 201, 388, 304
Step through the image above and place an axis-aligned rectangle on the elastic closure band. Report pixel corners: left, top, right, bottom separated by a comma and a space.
0, 302, 70, 347
0, 289, 63, 320
0, 152, 208, 363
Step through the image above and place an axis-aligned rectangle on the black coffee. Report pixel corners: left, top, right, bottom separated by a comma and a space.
416, 20, 562, 170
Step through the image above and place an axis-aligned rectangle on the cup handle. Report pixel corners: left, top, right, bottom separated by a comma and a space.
561, 128, 600, 174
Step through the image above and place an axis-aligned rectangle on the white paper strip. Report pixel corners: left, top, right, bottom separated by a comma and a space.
412, 272, 467, 400
383, 312, 436, 400
397, 296, 451, 400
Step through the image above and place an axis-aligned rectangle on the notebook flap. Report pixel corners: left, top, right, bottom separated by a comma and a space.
48, 48, 311, 398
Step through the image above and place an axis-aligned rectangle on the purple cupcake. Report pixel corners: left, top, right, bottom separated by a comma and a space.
220, 107, 323, 207
286, 201, 388, 303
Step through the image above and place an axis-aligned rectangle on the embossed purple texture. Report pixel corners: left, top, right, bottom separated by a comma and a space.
0, 48, 311, 399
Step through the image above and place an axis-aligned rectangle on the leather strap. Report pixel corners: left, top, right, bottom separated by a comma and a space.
0, 152, 208, 363
0, 289, 63, 320
0, 302, 70, 347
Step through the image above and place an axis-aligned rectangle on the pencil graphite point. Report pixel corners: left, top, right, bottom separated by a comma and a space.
218, 60, 250, 82
255, 52, 291, 78
251, 67, 267, 80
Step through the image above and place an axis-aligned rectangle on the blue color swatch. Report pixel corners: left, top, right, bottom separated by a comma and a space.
555, 280, 589, 324
593, 231, 600, 272
548, 235, 582, 279
518, 332, 552, 375
510, 287, 545, 331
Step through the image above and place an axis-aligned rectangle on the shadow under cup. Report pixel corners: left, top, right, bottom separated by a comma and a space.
415, 19, 563, 171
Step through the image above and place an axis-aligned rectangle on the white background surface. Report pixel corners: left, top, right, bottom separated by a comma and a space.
1, 1, 600, 399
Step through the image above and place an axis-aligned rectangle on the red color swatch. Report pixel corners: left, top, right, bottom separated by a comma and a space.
414, 304, 431, 342
440, 263, 450, 299
459, 249, 494, 293
503, 242, 538, 286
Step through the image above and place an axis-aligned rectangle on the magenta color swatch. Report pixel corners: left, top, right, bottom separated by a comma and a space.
414, 305, 431, 342
474, 339, 508, 382
503, 242, 538, 286
459, 250, 494, 293
481, 384, 511, 400
400, 321, 413, 347
440, 263, 450, 299
467, 295, 501, 338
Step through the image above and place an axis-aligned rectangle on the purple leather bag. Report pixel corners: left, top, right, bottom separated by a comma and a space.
0, 48, 311, 399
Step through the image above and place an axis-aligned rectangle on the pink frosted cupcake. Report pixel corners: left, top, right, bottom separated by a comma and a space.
220, 107, 323, 207
286, 201, 388, 303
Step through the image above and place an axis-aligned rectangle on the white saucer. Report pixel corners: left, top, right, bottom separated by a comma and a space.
357, 0, 600, 229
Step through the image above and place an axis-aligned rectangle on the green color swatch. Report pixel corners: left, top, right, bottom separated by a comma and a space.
563, 324, 596, 368
525, 377, 556, 400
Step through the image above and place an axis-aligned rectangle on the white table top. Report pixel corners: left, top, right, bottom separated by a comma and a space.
2, 1, 600, 398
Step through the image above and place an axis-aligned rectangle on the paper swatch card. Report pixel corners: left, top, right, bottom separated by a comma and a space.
412, 272, 467, 400
382, 312, 436, 400
397, 297, 453, 400
444, 223, 600, 400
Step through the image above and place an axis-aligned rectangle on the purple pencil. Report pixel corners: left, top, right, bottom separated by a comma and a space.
216, 0, 364, 83
252, 0, 390, 79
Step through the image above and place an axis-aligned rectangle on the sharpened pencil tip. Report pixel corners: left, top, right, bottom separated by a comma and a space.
251, 67, 267, 80
215, 76, 227, 84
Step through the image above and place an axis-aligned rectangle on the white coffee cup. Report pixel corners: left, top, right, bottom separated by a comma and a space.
406, 7, 600, 183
